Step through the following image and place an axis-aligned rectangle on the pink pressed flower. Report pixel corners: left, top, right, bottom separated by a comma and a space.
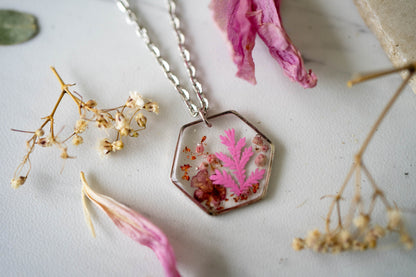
252, 134, 264, 146
210, 0, 317, 88
191, 169, 226, 207
207, 154, 218, 164
255, 153, 267, 167
261, 144, 269, 153
198, 161, 209, 171
210, 129, 265, 195
195, 143, 204, 154
80, 172, 180, 277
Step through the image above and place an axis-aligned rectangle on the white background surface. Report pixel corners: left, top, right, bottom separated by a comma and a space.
1, 0, 415, 276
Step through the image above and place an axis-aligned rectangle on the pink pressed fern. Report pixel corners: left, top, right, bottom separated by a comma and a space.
210, 129, 265, 196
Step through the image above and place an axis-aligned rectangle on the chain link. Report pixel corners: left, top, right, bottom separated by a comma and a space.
116, 0, 209, 118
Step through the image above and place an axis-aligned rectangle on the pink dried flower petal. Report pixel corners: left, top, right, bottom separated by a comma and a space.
211, 0, 258, 84
210, 0, 317, 88
250, 0, 317, 88
80, 172, 180, 277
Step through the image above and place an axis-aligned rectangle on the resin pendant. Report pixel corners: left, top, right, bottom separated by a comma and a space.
171, 110, 274, 215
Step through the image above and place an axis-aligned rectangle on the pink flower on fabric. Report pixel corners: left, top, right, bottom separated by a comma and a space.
80, 172, 180, 277
210, 0, 317, 88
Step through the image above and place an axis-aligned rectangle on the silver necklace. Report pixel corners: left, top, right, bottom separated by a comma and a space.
116, 0, 274, 215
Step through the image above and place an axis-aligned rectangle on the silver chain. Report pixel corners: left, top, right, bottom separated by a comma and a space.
116, 0, 209, 118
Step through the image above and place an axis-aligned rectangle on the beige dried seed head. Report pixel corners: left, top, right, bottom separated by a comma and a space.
35, 129, 44, 137
11, 176, 26, 189
371, 225, 386, 239
292, 238, 305, 251
38, 137, 52, 147
387, 209, 402, 229
75, 119, 88, 133
85, 99, 97, 108
115, 112, 128, 130
400, 233, 414, 250
135, 113, 147, 128
353, 214, 370, 230
144, 102, 159, 114
60, 148, 70, 159
112, 140, 124, 151
72, 135, 84, 145
99, 139, 113, 155
119, 128, 130, 137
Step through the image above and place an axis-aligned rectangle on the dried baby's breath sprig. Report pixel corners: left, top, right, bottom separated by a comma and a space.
294, 63, 415, 253
11, 67, 159, 188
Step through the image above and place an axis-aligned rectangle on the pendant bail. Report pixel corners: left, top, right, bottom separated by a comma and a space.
198, 108, 212, 128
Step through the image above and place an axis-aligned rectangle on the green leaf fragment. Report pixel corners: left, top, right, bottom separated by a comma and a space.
0, 10, 38, 45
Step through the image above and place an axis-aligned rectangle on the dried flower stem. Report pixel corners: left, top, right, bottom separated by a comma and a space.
328, 65, 414, 230
81, 173, 96, 238
294, 63, 415, 253
11, 68, 159, 189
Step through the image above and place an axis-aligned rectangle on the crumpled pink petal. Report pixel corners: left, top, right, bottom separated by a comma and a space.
81, 172, 180, 277
211, 0, 258, 84
210, 0, 317, 88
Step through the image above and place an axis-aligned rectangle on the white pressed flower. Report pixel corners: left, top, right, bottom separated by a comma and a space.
128, 91, 146, 108
75, 119, 88, 133
112, 140, 124, 151
115, 112, 128, 130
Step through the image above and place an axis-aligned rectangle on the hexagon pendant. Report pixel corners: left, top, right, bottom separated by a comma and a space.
170, 110, 274, 215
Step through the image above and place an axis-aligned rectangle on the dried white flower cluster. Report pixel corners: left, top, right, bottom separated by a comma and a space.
293, 208, 413, 253
76, 91, 159, 155
11, 68, 158, 189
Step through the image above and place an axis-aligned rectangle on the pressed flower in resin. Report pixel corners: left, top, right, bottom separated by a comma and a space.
210, 129, 265, 196
171, 112, 274, 215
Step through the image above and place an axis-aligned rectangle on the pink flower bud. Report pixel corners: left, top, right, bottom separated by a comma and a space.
255, 154, 267, 167
252, 134, 263, 146
196, 143, 204, 154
